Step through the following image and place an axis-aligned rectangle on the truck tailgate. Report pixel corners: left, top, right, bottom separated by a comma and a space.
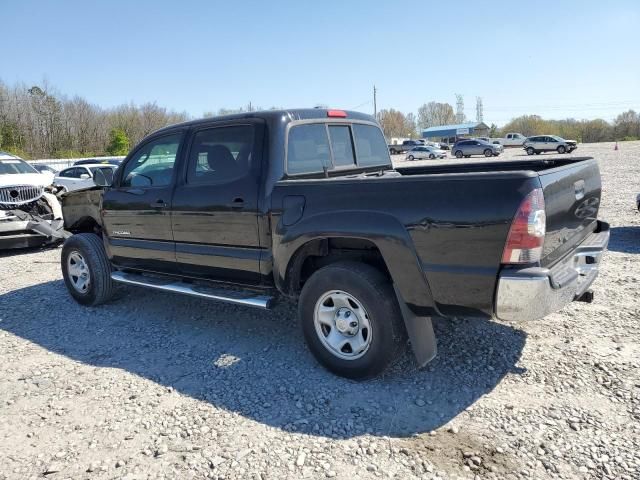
539, 158, 601, 267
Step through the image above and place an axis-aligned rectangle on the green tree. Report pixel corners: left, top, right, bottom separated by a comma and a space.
106, 128, 130, 155
489, 123, 499, 138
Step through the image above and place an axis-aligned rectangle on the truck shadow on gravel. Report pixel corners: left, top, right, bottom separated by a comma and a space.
607, 226, 640, 254
0, 280, 526, 439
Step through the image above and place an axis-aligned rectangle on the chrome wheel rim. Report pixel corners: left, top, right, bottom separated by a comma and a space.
67, 251, 90, 293
314, 290, 372, 360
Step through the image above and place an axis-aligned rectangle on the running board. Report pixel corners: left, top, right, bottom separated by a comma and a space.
110, 271, 274, 310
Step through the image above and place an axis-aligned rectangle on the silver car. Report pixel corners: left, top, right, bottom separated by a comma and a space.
452, 139, 503, 158
523, 135, 578, 155
406, 146, 447, 160
54, 164, 118, 192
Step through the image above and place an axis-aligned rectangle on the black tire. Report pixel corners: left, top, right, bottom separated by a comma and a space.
526, 147, 535, 155
484, 149, 493, 157
408, 155, 414, 161
429, 153, 435, 159
298, 262, 406, 379
535, 152, 541, 155
455, 150, 463, 158
61, 233, 114, 306
557, 145, 566, 154
390, 148, 397, 155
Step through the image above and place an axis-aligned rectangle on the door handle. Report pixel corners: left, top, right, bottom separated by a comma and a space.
150, 200, 168, 208
227, 197, 245, 209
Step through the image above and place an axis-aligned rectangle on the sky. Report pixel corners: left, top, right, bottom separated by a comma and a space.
1, 0, 639, 126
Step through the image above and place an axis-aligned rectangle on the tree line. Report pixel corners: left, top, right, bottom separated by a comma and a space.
0, 80, 189, 159
1, 79, 639, 159
377, 101, 640, 143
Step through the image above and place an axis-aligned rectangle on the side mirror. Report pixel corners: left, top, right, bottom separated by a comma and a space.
80, 173, 91, 179
93, 167, 114, 187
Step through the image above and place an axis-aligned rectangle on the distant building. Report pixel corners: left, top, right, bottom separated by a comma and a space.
421, 122, 489, 143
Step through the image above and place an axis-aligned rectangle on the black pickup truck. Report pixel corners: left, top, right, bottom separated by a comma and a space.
59, 109, 609, 379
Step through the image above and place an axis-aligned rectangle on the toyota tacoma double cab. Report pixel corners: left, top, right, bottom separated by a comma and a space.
59, 109, 609, 379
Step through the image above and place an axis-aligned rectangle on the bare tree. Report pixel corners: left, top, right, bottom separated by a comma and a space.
417, 102, 456, 129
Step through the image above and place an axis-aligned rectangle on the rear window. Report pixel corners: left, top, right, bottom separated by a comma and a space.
352, 124, 390, 167
287, 124, 331, 175
287, 122, 390, 175
328, 125, 355, 168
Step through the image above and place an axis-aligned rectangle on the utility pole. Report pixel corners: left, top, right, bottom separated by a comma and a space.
373, 85, 377, 119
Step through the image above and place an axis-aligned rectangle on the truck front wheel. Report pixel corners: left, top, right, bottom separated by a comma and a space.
299, 262, 405, 379
61, 233, 115, 306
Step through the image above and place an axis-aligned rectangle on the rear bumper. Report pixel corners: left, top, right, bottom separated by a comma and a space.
495, 221, 609, 321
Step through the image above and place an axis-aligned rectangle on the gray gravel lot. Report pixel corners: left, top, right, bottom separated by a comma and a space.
1, 142, 639, 480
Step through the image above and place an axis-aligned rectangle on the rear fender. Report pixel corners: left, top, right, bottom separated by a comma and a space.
274, 211, 438, 317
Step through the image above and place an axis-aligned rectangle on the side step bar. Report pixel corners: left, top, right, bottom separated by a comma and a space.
110, 271, 274, 310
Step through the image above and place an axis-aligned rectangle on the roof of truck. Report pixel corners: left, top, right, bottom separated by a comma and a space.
151, 108, 377, 136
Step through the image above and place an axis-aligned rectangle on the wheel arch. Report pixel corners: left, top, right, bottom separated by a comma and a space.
273, 211, 438, 317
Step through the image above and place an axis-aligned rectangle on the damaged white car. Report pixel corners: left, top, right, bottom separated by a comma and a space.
0, 151, 67, 249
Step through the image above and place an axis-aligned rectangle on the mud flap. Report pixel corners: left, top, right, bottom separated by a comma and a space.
393, 285, 437, 367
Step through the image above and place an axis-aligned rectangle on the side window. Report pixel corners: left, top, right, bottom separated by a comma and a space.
187, 125, 254, 184
328, 125, 355, 168
352, 124, 391, 167
59, 168, 76, 178
121, 133, 182, 188
287, 124, 331, 174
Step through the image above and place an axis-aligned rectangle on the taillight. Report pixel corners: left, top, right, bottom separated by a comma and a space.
501, 188, 546, 264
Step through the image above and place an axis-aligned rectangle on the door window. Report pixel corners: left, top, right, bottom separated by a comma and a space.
187, 125, 254, 184
121, 133, 182, 188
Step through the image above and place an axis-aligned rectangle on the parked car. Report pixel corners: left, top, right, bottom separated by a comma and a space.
0, 152, 64, 249
406, 146, 446, 160
54, 164, 118, 192
523, 135, 578, 155
388, 140, 422, 155
59, 108, 609, 379
33, 164, 58, 176
636, 193, 640, 211
438, 142, 450, 150
452, 139, 504, 158
73, 158, 122, 166
491, 132, 527, 147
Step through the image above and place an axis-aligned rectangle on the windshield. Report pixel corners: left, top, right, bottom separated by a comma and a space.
550, 135, 565, 141
0, 158, 39, 175
477, 139, 491, 145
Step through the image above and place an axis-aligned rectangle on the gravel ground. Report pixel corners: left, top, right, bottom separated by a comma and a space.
1, 141, 638, 480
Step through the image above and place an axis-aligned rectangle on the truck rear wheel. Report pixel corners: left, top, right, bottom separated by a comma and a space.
298, 262, 405, 379
61, 233, 114, 306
